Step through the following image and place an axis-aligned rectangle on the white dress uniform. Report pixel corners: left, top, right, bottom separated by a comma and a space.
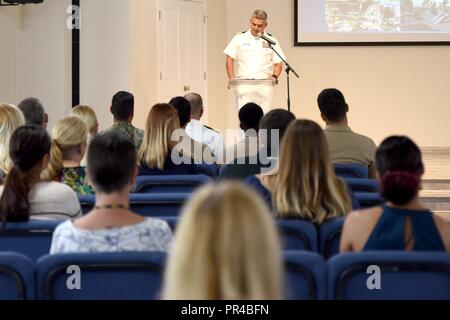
186, 119, 224, 161
224, 29, 286, 112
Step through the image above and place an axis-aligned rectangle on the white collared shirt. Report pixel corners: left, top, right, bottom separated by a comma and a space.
186, 119, 224, 159
224, 29, 286, 79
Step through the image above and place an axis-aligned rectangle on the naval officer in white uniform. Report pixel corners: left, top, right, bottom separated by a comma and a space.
224, 9, 286, 113
184, 93, 224, 161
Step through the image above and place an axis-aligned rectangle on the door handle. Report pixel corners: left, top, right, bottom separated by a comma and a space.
183, 85, 190, 92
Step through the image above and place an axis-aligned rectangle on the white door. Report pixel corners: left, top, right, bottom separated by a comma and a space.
157, 0, 207, 107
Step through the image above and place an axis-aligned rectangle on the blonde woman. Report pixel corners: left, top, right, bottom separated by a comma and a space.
138, 103, 198, 175
70, 105, 99, 166
42, 116, 93, 195
163, 182, 282, 300
245, 119, 352, 225
0, 104, 25, 177
70, 105, 99, 137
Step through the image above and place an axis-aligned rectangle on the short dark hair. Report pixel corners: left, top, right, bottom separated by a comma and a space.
87, 131, 137, 193
260, 109, 296, 139
317, 88, 347, 122
17, 97, 45, 126
259, 109, 296, 153
239, 103, 264, 131
376, 136, 424, 205
111, 91, 134, 121
169, 96, 191, 127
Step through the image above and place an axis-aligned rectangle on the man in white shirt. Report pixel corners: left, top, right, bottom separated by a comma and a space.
224, 9, 286, 112
184, 93, 224, 160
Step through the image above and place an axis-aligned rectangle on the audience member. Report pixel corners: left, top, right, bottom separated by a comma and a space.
169, 96, 214, 164
71, 105, 99, 166
17, 97, 48, 128
225, 102, 264, 161
138, 103, 199, 175
0, 125, 81, 222
108, 91, 143, 151
42, 116, 93, 195
340, 136, 450, 252
245, 119, 353, 225
318, 88, 377, 178
220, 109, 295, 180
163, 182, 282, 299
50, 131, 173, 253
0, 103, 25, 177
184, 92, 224, 160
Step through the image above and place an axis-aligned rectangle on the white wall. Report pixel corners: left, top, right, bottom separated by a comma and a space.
80, 0, 130, 131
226, 0, 450, 147
17, 0, 72, 130
0, 6, 21, 105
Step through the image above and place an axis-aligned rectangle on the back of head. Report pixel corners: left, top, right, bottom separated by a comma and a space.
0, 103, 26, 173
259, 109, 296, 154
0, 125, 51, 222
169, 96, 191, 127
317, 88, 348, 123
17, 97, 45, 126
184, 93, 203, 119
164, 182, 282, 300
274, 119, 351, 224
71, 105, 98, 134
42, 116, 87, 181
376, 136, 423, 205
87, 131, 137, 193
138, 103, 180, 170
111, 91, 134, 122
239, 103, 264, 131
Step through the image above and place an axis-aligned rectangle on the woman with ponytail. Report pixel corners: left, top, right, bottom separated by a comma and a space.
340, 136, 450, 252
42, 116, 93, 195
0, 125, 81, 222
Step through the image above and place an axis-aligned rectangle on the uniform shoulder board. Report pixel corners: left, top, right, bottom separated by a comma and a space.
241, 31, 247, 34
204, 125, 220, 134
267, 33, 272, 36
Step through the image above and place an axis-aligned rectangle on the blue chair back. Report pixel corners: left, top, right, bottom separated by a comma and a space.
277, 219, 317, 251
134, 174, 211, 193
0, 252, 35, 300
334, 163, 368, 179
79, 193, 190, 217
196, 164, 220, 178
343, 178, 379, 193
354, 192, 384, 208
36, 252, 166, 300
328, 252, 450, 300
319, 218, 344, 260
0, 221, 61, 261
283, 251, 326, 300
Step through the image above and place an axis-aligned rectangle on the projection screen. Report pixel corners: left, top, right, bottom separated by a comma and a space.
295, 0, 450, 45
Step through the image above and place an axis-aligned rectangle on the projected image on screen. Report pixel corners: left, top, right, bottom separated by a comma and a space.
326, 1, 400, 32
295, 0, 450, 45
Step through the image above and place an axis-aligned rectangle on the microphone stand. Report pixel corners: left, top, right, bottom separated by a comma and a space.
269, 43, 299, 112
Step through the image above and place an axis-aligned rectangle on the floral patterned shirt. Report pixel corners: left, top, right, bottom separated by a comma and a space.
50, 218, 173, 253
61, 167, 94, 195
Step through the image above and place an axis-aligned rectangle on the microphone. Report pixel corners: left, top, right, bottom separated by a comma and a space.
258, 33, 276, 46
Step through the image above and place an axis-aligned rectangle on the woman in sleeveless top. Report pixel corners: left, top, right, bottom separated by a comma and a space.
340, 136, 450, 252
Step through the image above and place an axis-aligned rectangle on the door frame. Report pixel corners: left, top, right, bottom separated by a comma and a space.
156, 0, 208, 121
